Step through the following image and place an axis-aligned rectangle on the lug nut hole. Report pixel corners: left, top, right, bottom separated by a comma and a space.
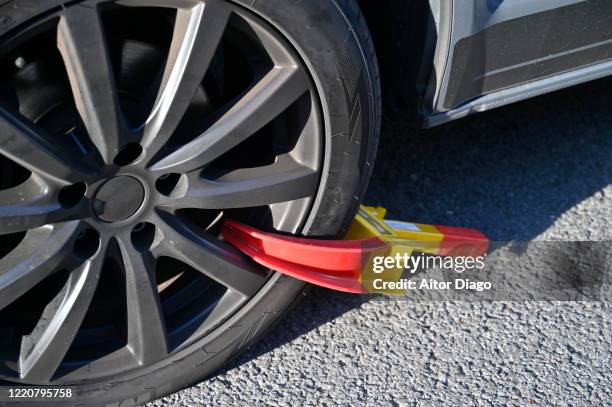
131, 222, 159, 252
74, 229, 101, 259
58, 182, 87, 208
155, 173, 186, 197
114, 143, 143, 166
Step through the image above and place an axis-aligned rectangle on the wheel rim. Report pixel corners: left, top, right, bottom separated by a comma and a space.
0, 0, 322, 384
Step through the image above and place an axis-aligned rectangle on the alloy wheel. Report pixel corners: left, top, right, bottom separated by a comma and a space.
0, 0, 322, 384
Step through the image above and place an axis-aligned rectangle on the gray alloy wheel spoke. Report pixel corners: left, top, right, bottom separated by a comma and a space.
142, 0, 232, 159
0, 178, 88, 234
150, 66, 310, 174
116, 234, 168, 364
160, 154, 319, 211
18, 238, 106, 382
0, 108, 97, 186
154, 212, 267, 297
58, 4, 130, 165
0, 222, 81, 312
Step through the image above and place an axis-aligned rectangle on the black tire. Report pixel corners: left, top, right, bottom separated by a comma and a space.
0, 0, 380, 404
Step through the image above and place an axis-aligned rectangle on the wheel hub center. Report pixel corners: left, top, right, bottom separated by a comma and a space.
93, 176, 146, 223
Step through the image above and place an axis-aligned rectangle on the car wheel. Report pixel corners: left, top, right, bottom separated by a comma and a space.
0, 0, 379, 404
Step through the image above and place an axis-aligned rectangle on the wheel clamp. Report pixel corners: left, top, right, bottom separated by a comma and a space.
222, 206, 489, 294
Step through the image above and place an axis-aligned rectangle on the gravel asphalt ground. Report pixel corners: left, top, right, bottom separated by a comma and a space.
154, 76, 612, 406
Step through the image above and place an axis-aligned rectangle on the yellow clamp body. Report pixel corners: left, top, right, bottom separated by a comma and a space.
346, 206, 489, 294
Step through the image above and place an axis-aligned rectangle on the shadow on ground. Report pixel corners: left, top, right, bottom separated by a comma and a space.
220, 75, 612, 372
368, 78, 612, 241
